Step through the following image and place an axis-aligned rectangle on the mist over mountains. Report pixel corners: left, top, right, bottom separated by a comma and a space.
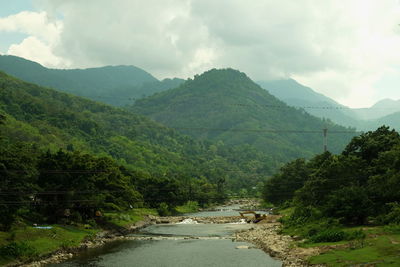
257, 79, 400, 131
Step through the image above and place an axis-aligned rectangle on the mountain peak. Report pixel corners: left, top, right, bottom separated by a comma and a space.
192, 68, 250, 83
371, 98, 400, 109
184, 68, 259, 95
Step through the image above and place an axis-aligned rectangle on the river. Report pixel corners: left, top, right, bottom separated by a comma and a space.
48, 205, 282, 267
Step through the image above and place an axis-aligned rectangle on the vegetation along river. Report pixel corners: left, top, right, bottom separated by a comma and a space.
48, 205, 281, 267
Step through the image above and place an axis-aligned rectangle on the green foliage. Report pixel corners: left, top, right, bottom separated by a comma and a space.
309, 232, 400, 266
157, 202, 172, 216
176, 201, 200, 214
266, 126, 400, 226
378, 203, 400, 225
132, 68, 355, 162
0, 71, 241, 228
0, 55, 183, 106
309, 229, 346, 243
104, 208, 157, 227
0, 241, 37, 260
263, 158, 310, 205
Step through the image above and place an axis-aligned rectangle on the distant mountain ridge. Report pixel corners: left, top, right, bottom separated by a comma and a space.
131, 68, 355, 161
0, 55, 184, 106
258, 79, 400, 131
257, 79, 360, 128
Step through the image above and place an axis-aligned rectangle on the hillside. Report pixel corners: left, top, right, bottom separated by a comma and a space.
258, 79, 400, 130
365, 111, 400, 131
351, 98, 400, 121
131, 69, 356, 160
0, 71, 277, 193
0, 55, 184, 106
257, 79, 360, 128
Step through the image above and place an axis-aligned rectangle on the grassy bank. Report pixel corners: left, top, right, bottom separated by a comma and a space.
0, 208, 157, 266
308, 226, 400, 266
278, 208, 400, 266
104, 208, 157, 227
175, 201, 200, 214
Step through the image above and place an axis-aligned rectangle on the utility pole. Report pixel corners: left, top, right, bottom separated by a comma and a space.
323, 128, 328, 152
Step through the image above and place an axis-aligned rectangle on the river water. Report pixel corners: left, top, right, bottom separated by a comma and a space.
49, 205, 281, 267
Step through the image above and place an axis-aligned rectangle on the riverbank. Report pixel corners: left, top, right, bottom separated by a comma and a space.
235, 221, 320, 267
0, 209, 158, 267
4, 200, 284, 266
19, 215, 157, 267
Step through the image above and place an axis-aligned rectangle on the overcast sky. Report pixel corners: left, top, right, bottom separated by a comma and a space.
1, 0, 400, 108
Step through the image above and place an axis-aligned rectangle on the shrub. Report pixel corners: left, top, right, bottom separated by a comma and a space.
0, 242, 37, 259
309, 229, 345, 243
345, 229, 366, 241
157, 202, 171, 216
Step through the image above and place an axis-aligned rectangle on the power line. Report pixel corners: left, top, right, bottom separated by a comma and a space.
232, 103, 400, 110
133, 125, 360, 134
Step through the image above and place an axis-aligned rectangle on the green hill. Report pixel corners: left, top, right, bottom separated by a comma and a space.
0, 55, 184, 106
0, 71, 275, 194
132, 68, 356, 161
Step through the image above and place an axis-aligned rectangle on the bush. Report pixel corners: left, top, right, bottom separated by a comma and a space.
309, 229, 345, 243
378, 202, 400, 224
345, 229, 366, 241
383, 224, 400, 234
157, 202, 172, 216
0, 242, 37, 259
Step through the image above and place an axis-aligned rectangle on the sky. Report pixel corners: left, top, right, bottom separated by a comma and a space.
1, 0, 400, 108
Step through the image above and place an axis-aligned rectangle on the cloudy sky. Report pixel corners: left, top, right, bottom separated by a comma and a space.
1, 0, 400, 107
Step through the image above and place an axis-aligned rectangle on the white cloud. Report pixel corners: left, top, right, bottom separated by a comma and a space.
2, 0, 400, 107
0, 10, 69, 68
7, 36, 67, 68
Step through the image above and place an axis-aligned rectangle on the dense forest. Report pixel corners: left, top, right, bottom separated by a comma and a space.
0, 71, 285, 230
132, 68, 356, 161
263, 126, 400, 240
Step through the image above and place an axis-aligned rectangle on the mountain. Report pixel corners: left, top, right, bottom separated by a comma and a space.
351, 99, 400, 121
258, 79, 338, 105
0, 71, 277, 192
0, 55, 184, 106
257, 79, 360, 128
363, 111, 400, 131
131, 68, 356, 161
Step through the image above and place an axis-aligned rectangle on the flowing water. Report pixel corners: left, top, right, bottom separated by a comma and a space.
49, 205, 282, 267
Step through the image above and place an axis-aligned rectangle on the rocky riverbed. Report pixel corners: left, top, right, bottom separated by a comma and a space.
235, 221, 321, 267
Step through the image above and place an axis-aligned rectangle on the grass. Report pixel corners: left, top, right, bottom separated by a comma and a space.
0, 208, 157, 265
0, 225, 98, 265
175, 201, 200, 214
308, 228, 400, 266
277, 207, 400, 266
103, 208, 158, 227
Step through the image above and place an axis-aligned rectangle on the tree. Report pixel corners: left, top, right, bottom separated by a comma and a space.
263, 159, 309, 205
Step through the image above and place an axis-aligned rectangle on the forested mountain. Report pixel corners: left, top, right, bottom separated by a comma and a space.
131, 68, 356, 161
0, 71, 276, 201
0, 55, 184, 106
258, 79, 360, 128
